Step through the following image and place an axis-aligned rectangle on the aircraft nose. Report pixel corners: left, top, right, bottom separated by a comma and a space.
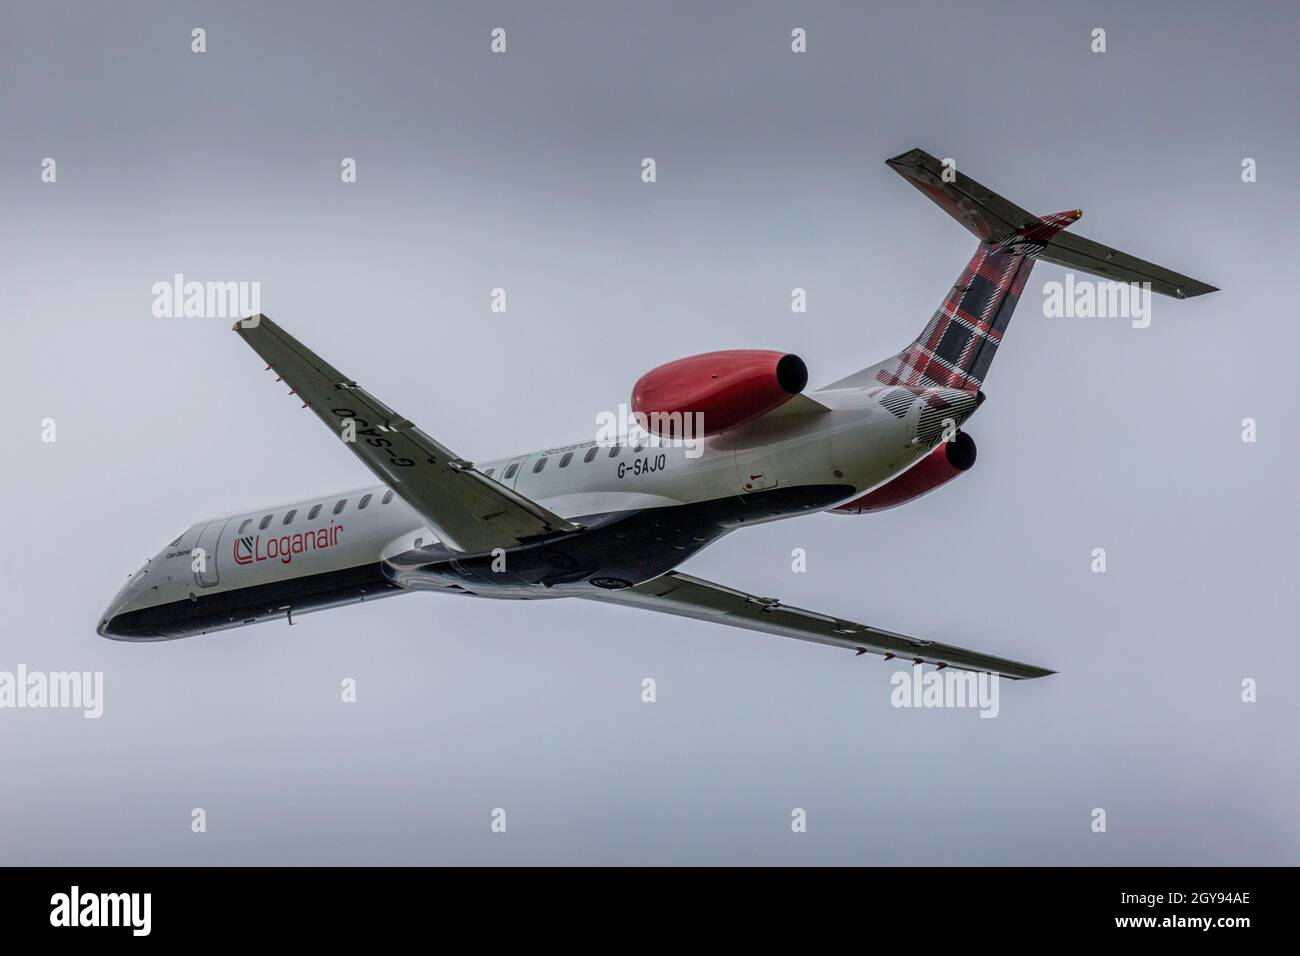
97, 573, 153, 640
97, 594, 133, 638
97, 605, 159, 640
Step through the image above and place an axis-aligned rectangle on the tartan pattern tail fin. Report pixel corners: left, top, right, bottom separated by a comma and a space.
870, 210, 1080, 391
828, 209, 1080, 391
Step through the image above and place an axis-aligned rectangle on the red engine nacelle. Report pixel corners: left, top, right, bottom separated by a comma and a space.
631, 350, 809, 437
831, 432, 977, 515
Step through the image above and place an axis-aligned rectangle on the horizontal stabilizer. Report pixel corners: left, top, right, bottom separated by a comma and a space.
1037, 231, 1217, 298
887, 147, 1217, 298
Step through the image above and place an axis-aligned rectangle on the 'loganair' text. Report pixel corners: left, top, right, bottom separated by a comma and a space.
233, 523, 343, 566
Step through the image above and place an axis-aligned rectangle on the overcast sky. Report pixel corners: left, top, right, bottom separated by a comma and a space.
2, 0, 1297, 864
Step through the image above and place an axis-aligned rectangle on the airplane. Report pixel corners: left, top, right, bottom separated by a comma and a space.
97, 148, 1216, 679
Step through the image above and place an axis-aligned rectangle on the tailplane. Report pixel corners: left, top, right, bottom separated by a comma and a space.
824, 148, 1217, 392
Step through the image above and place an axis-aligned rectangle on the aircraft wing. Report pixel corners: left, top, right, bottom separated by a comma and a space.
233, 315, 580, 553
583, 571, 1054, 679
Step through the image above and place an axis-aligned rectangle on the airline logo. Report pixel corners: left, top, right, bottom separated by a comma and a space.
233, 523, 343, 566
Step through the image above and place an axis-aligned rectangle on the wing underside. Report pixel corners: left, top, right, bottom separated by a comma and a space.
233, 315, 579, 553
583, 571, 1054, 679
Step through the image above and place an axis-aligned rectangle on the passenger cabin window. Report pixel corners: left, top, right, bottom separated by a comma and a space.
608, 446, 621, 458
283, 509, 297, 525
503, 463, 519, 479
238, 519, 252, 534
584, 447, 599, 463
559, 452, 573, 468
533, 457, 548, 473
259, 515, 273, 530
333, 499, 346, 515
308, 505, 321, 520
414, 537, 423, 548
381, 490, 394, 504
358, 494, 372, 510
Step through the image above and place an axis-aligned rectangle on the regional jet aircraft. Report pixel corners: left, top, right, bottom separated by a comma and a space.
98, 149, 1216, 678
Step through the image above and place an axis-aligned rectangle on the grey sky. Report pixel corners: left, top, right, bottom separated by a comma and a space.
2, 0, 1297, 864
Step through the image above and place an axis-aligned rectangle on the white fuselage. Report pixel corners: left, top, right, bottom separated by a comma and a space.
100, 385, 972, 639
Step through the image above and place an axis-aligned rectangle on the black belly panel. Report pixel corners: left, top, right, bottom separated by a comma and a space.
102, 563, 400, 639
385, 483, 855, 594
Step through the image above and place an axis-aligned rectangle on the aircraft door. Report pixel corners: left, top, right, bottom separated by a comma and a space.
192, 518, 229, 588
499, 455, 531, 490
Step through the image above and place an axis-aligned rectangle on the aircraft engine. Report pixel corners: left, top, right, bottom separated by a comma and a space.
631, 350, 808, 438
830, 431, 976, 514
